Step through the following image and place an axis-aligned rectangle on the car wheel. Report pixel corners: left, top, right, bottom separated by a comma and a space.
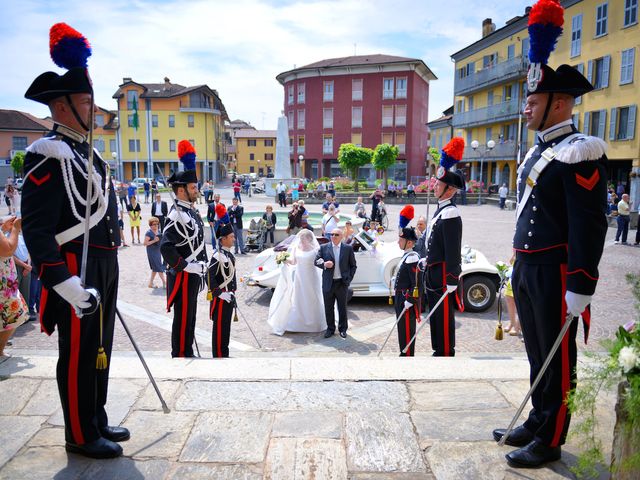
462, 275, 496, 312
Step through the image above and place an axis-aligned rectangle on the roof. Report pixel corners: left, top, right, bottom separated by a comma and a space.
233, 129, 277, 139
0, 109, 52, 131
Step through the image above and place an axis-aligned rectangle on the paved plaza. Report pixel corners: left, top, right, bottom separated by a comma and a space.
0, 185, 636, 479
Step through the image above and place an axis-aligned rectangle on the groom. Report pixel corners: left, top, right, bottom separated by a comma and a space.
315, 228, 357, 338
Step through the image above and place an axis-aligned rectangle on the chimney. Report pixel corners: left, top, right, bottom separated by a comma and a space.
122, 77, 132, 84
525, 6, 532, 15
163, 77, 171, 90
482, 18, 496, 37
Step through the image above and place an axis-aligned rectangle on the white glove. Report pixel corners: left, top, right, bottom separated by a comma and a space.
446, 284, 457, 294
565, 291, 591, 317
184, 261, 207, 275
219, 292, 234, 303
403, 300, 413, 310
53, 276, 91, 310
418, 258, 427, 269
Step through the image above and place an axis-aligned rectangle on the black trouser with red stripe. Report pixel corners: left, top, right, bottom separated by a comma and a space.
426, 264, 456, 357
512, 261, 577, 447
395, 292, 419, 356
167, 271, 200, 358
55, 252, 118, 445
210, 295, 233, 357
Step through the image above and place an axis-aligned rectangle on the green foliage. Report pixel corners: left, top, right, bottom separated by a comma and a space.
10, 151, 25, 176
428, 146, 441, 164
372, 144, 398, 188
338, 144, 373, 192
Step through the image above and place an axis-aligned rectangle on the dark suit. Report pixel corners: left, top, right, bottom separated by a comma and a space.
315, 242, 357, 333
151, 200, 168, 231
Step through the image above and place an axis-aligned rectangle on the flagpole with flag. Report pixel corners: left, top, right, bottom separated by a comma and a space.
132, 96, 139, 179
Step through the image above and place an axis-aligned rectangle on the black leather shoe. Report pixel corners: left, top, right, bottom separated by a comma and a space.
324, 329, 334, 338
506, 440, 561, 468
65, 437, 123, 459
100, 425, 130, 442
339, 331, 347, 339
493, 425, 534, 447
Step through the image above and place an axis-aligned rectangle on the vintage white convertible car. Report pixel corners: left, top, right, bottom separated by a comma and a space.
245, 232, 500, 312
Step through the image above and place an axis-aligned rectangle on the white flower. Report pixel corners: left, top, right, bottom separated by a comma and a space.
618, 346, 639, 373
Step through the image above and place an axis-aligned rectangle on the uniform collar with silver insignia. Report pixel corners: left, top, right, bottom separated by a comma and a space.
176, 199, 193, 209
52, 122, 87, 143
537, 119, 575, 144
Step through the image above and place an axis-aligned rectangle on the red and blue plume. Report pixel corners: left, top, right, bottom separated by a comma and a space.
399, 205, 414, 229
178, 140, 196, 170
49, 23, 92, 70
215, 203, 230, 225
528, 0, 564, 64
440, 137, 465, 170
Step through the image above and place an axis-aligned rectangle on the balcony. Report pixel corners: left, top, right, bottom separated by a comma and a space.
452, 98, 521, 129
179, 100, 220, 115
454, 55, 528, 96
462, 140, 528, 162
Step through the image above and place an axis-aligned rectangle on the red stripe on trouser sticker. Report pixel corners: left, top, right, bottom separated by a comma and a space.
39, 286, 49, 334
167, 271, 183, 312
65, 252, 84, 445
210, 297, 217, 318
217, 299, 224, 357
405, 310, 411, 355
551, 263, 569, 447
442, 265, 449, 356
180, 273, 189, 357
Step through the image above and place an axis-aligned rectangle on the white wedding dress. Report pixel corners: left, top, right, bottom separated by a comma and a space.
267, 246, 326, 335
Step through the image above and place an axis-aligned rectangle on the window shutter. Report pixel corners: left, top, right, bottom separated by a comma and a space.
628, 105, 637, 140
609, 108, 617, 140
602, 55, 611, 88
587, 60, 593, 84
575, 64, 584, 105
584, 112, 591, 135
598, 109, 607, 139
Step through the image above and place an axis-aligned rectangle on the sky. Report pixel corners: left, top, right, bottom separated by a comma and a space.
0, 0, 532, 129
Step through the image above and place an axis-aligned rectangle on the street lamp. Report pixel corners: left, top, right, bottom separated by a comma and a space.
298, 154, 304, 178
111, 151, 119, 181
470, 139, 496, 205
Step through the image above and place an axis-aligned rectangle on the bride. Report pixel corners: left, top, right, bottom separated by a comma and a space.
267, 229, 326, 335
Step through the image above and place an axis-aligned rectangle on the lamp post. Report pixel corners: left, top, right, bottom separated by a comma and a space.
470, 139, 496, 205
111, 151, 119, 181
298, 154, 304, 178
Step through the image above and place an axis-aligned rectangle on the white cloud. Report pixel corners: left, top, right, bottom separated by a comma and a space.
0, 0, 531, 128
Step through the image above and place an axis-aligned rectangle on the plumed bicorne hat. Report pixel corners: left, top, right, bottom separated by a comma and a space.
399, 227, 418, 243
526, 0, 593, 97
214, 204, 233, 238
437, 137, 466, 190
168, 140, 198, 185
399, 205, 414, 229
25, 23, 93, 105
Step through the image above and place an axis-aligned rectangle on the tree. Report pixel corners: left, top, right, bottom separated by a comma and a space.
10, 151, 25, 177
428, 147, 441, 177
337, 143, 373, 192
372, 143, 398, 188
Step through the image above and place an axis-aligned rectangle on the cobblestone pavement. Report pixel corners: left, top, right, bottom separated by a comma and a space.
8, 187, 638, 358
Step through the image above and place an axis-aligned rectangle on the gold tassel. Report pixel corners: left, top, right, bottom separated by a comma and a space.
96, 304, 108, 369
495, 292, 503, 341
206, 290, 213, 301
495, 323, 504, 341
412, 286, 419, 298
233, 311, 239, 322
388, 295, 393, 305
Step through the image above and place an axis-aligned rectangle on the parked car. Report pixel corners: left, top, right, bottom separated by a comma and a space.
131, 177, 165, 189
245, 234, 500, 312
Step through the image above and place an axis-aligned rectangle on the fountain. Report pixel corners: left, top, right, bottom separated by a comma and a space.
265, 113, 297, 196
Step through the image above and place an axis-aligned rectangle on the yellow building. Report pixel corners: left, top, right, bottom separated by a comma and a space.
92, 106, 119, 172
427, 106, 453, 177
224, 119, 256, 172
233, 129, 277, 176
112, 77, 229, 182
450, 0, 639, 202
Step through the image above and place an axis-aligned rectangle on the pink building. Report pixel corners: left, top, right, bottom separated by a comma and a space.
276, 54, 436, 183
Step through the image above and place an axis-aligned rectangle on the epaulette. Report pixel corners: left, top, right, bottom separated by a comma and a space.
554, 135, 607, 164
405, 251, 419, 264
440, 206, 460, 220
26, 137, 74, 161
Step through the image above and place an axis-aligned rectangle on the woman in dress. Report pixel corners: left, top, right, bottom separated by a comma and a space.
267, 229, 326, 335
128, 195, 142, 243
144, 216, 166, 288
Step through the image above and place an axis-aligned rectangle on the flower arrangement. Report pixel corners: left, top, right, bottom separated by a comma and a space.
568, 273, 640, 478
466, 179, 485, 193
415, 177, 436, 193
275, 252, 290, 265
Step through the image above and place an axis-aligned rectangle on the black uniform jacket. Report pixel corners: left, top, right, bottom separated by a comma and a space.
514, 124, 608, 295
394, 250, 423, 304
160, 199, 207, 273
208, 248, 236, 297
425, 199, 462, 287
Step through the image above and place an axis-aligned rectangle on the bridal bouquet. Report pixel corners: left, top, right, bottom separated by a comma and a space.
275, 252, 290, 265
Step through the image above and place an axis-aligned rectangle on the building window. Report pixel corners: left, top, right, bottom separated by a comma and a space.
521, 38, 530, 59
168, 115, 175, 128
352, 79, 363, 101
589, 56, 611, 89
126, 90, 137, 110
396, 77, 407, 99
12, 136, 27, 150
265, 153, 274, 160
323, 81, 334, 102
610, 105, 637, 140
249, 166, 255, 173
456, 99, 465, 113
297, 135, 305, 154
248, 139, 257, 147
93, 139, 105, 152
127, 115, 134, 127
129, 139, 141, 152
571, 14, 582, 57
264, 139, 274, 147
169, 140, 176, 152
381, 133, 393, 145
288, 111, 294, 129
288, 85, 294, 105
595, 2, 608, 37
323, 135, 333, 154
188, 115, 194, 128
297, 83, 305, 104
109, 139, 116, 153
485, 127, 493, 143
250, 153, 255, 160
395, 105, 407, 127
323, 108, 333, 129
487, 90, 494, 106
395, 132, 406, 154
575, 64, 584, 105
351, 133, 362, 147
382, 105, 393, 127
152, 115, 158, 127
153, 139, 159, 152
621, 48, 635, 85
625, 0, 638, 26
297, 109, 305, 129
585, 110, 607, 139
383, 78, 394, 99
507, 44, 515, 59
289, 137, 294, 154
352, 107, 362, 128
483, 52, 498, 68
95, 114, 105, 127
